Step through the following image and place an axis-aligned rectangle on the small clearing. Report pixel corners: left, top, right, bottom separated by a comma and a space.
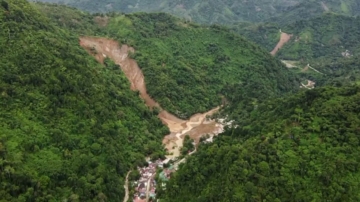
281, 60, 298, 68
271, 32, 293, 56
301, 80, 316, 89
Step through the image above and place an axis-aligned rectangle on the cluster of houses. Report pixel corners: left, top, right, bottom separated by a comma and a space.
133, 159, 175, 202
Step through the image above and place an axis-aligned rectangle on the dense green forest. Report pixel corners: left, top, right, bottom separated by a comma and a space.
309, 55, 360, 87
231, 12, 360, 93
0, 0, 169, 201
31, 3, 300, 119
162, 85, 360, 201
278, 13, 360, 62
104, 13, 299, 118
5, 1, 360, 202
269, 0, 360, 25
31, 0, 360, 25
234, 13, 360, 60
31, 2, 104, 35
232, 22, 280, 52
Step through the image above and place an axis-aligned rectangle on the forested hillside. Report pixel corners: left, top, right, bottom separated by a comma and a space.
0, 0, 168, 201
7, 1, 360, 202
232, 22, 280, 52
310, 55, 360, 87
279, 13, 360, 61
104, 13, 299, 118
235, 13, 360, 62
162, 85, 360, 201
232, 14, 360, 66
30, 3, 300, 119
270, 0, 360, 25
31, 0, 360, 25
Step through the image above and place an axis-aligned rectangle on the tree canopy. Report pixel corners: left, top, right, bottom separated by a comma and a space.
163, 85, 360, 202
29, 0, 360, 25
0, 0, 168, 201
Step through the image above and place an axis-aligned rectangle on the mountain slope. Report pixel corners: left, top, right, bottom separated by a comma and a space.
162, 85, 360, 201
235, 13, 360, 62
0, 0, 168, 201
270, 0, 360, 25
103, 12, 299, 118
279, 13, 360, 61
32, 0, 360, 25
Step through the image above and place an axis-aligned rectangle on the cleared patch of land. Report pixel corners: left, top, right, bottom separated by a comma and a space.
271, 32, 292, 56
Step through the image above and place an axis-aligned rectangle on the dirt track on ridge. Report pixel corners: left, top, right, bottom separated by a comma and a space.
79, 37, 224, 159
123, 171, 131, 202
271, 32, 292, 56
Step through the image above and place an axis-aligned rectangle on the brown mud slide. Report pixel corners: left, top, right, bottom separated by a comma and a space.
271, 32, 293, 56
79, 37, 225, 159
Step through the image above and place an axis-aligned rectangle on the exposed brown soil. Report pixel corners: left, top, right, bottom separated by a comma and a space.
271, 32, 293, 56
79, 36, 222, 159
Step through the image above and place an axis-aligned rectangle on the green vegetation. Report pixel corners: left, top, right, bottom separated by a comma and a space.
31, 2, 105, 35
8, 1, 360, 202
233, 13, 360, 87
232, 22, 280, 52
0, 0, 169, 201
234, 13, 360, 61
279, 13, 360, 62
32, 3, 300, 118
162, 85, 360, 201
181, 135, 195, 156
32, 0, 360, 25
269, 0, 360, 25
309, 55, 360, 87
104, 13, 298, 118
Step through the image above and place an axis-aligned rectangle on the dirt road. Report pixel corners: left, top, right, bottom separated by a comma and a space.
270, 32, 292, 56
80, 37, 224, 160
123, 171, 131, 202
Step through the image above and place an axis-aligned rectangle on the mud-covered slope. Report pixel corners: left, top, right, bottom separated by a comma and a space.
0, 0, 168, 201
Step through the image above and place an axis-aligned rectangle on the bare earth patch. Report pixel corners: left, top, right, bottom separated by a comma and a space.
301, 80, 316, 89
271, 32, 293, 56
281, 60, 298, 68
